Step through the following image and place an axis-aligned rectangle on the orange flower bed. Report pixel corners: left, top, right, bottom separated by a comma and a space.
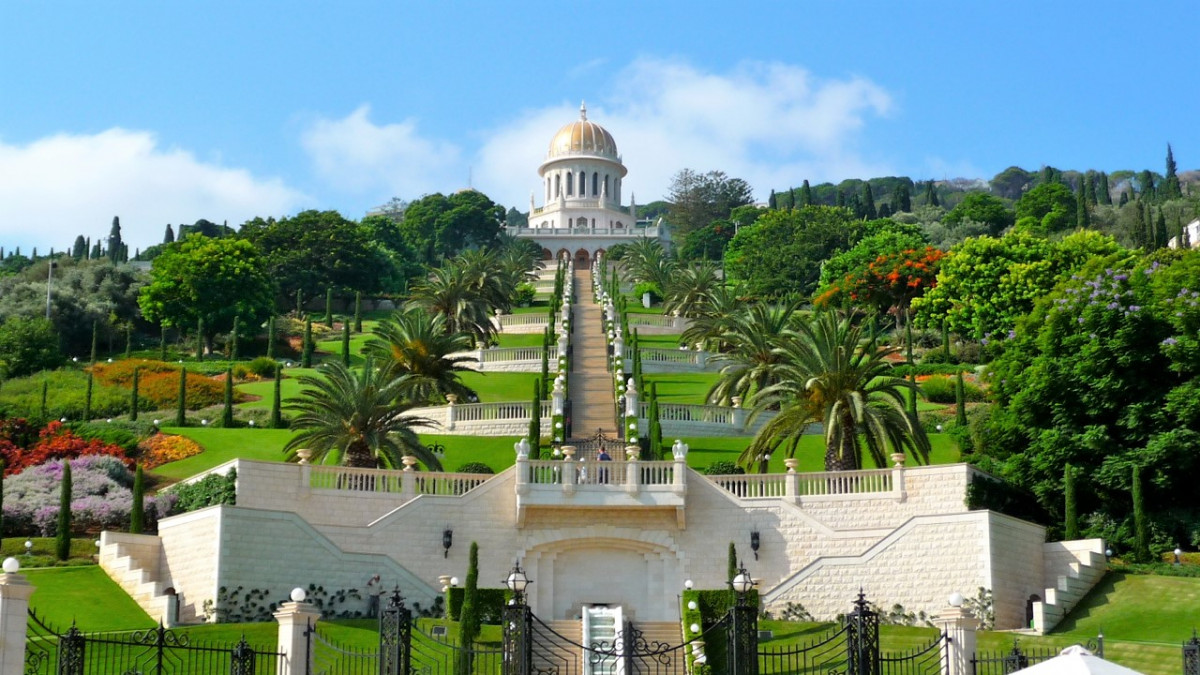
91, 359, 180, 387
139, 370, 239, 409
138, 433, 204, 470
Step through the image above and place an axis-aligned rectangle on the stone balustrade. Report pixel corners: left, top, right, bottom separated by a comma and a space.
705, 466, 905, 504
408, 400, 553, 435
493, 313, 551, 333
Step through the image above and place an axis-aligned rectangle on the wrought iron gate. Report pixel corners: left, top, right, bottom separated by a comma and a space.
1186, 630, 1200, 675
25, 609, 281, 674
879, 633, 947, 675
759, 591, 882, 675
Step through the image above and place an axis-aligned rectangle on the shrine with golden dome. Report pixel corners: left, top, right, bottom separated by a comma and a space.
507, 102, 663, 263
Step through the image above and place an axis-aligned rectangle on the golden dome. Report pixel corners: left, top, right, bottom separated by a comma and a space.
547, 102, 619, 159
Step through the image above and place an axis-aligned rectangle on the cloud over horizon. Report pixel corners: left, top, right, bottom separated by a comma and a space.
0, 129, 307, 254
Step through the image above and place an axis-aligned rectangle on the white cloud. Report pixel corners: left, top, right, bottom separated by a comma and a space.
0, 128, 306, 254
472, 58, 895, 208
300, 104, 462, 196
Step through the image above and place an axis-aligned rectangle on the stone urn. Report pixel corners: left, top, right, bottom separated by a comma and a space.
296, 448, 313, 465
402, 455, 418, 471
890, 452, 907, 467
784, 458, 799, 473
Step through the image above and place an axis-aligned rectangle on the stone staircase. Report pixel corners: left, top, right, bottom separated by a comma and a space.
569, 267, 617, 437
1031, 541, 1107, 633
97, 531, 173, 625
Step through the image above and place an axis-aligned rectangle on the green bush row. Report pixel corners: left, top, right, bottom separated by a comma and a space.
444, 587, 511, 624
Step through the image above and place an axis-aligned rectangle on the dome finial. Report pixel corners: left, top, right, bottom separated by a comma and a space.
580, 101, 587, 121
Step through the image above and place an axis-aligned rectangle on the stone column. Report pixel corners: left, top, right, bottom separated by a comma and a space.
552, 379, 565, 416
515, 439, 530, 495
624, 378, 639, 420
446, 394, 458, 431
891, 453, 907, 502
402, 455, 417, 495
625, 450, 640, 495
784, 459, 800, 500
671, 441, 688, 494
933, 603, 980, 675
730, 396, 746, 430
561, 446, 577, 494
274, 599, 322, 675
0, 564, 35, 675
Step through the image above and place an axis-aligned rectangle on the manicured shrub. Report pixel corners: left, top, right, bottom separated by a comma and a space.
455, 462, 494, 474
66, 422, 142, 455
921, 375, 984, 404
137, 433, 204, 470
56, 461, 71, 560
165, 469, 236, 514
246, 357, 278, 379
140, 370, 237, 410
513, 283, 536, 307
703, 461, 744, 476
130, 464, 144, 534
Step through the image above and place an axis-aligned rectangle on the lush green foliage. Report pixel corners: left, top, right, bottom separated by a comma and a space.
972, 250, 1200, 551
363, 309, 477, 404
724, 206, 858, 298
165, 468, 237, 513
0, 316, 63, 377
942, 192, 1014, 234
398, 191, 505, 267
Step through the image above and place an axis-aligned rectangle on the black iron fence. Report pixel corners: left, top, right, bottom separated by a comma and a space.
970, 635, 1102, 675
1184, 630, 1200, 675
25, 609, 283, 675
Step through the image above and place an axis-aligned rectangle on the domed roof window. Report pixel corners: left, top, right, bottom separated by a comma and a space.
548, 103, 619, 159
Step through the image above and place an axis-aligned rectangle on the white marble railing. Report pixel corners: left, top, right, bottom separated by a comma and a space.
507, 225, 661, 238
638, 402, 733, 425
627, 314, 687, 330
523, 459, 678, 486
479, 346, 556, 363
408, 400, 554, 435
495, 313, 550, 328
308, 466, 490, 496
706, 467, 901, 502
639, 348, 708, 365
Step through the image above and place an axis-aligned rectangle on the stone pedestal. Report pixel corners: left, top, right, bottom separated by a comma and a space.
933, 605, 980, 675
0, 571, 35, 675
275, 600, 321, 675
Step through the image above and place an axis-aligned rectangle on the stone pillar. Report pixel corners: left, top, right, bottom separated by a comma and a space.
624, 378, 639, 420
0, 565, 36, 675
891, 453, 907, 502
275, 599, 322, 675
552, 379, 565, 416
446, 394, 458, 431
784, 459, 800, 500
402, 455, 417, 494
625, 448, 640, 495
671, 441, 688, 494
731, 396, 746, 430
515, 439, 530, 495
561, 446, 576, 494
933, 603, 979, 675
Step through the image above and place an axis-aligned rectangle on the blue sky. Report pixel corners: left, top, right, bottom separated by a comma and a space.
1, 1, 1197, 253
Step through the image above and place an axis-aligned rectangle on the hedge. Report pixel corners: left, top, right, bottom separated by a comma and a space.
444, 587, 510, 624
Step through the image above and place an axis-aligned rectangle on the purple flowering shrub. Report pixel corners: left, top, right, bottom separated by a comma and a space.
3, 455, 174, 536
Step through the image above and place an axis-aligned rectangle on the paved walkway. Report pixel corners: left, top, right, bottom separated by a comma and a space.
567, 267, 617, 438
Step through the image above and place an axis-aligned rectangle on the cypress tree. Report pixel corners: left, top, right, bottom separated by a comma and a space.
457, 542, 481, 675
1076, 195, 1090, 229
107, 216, 123, 265
125, 325, 133, 357
295, 288, 303, 316
160, 324, 168, 361
942, 320, 951, 361
1132, 464, 1150, 563
90, 320, 99, 363
862, 183, 877, 219
1155, 208, 1168, 249
302, 318, 314, 368
130, 367, 139, 421
84, 371, 94, 421
270, 364, 284, 428
222, 368, 234, 427
325, 288, 334, 328
230, 316, 240, 360
163, 223, 175, 244
130, 464, 145, 534
40, 380, 48, 418
529, 378, 542, 458
955, 370, 967, 426
800, 179, 813, 206
196, 318, 204, 362
56, 461, 72, 561
72, 235, 86, 260
1097, 172, 1112, 205
1163, 143, 1182, 199
175, 367, 187, 426
354, 291, 363, 333
0, 458, 5, 543
648, 385, 662, 459
727, 542, 738, 583
266, 316, 276, 359
1063, 464, 1078, 540
341, 320, 351, 367
541, 329, 550, 397
768, 189, 777, 209
835, 190, 845, 208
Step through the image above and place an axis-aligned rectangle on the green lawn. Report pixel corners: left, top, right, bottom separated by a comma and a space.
26, 566, 155, 631
678, 434, 960, 472
457, 371, 540, 402
152, 427, 298, 479
634, 334, 684, 348
495, 333, 546, 348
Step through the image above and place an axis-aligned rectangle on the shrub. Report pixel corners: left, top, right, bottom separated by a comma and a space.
921, 375, 985, 404
632, 281, 662, 303
0, 317, 63, 378
166, 469, 236, 514
246, 356, 279, 379
0, 421, 131, 476
140, 370, 238, 410
512, 283, 537, 308
703, 461, 744, 476
455, 462, 494, 474
138, 433, 204, 470
919, 349, 956, 365
444, 587, 510, 623
66, 422, 143, 455
2, 455, 171, 536
92, 359, 178, 387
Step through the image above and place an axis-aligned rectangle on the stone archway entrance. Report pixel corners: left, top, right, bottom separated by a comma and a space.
574, 248, 591, 264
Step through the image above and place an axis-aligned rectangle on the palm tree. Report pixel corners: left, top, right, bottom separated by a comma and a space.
742, 310, 929, 472
680, 283, 745, 352
408, 264, 495, 343
705, 299, 804, 405
283, 359, 441, 470
456, 248, 512, 314
664, 262, 721, 319
621, 236, 677, 297
363, 308, 478, 404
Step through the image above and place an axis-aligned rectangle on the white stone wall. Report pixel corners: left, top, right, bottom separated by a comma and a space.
148, 461, 1053, 629
156, 506, 222, 623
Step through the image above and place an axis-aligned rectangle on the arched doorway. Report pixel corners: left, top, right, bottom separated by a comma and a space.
557, 248, 571, 261
1026, 594, 1042, 628
540, 248, 553, 260
574, 248, 590, 264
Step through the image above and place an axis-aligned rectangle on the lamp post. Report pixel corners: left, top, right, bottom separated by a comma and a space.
729, 565, 758, 675
503, 563, 533, 675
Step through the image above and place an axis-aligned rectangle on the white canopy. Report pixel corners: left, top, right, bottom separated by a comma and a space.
1012, 646, 1146, 675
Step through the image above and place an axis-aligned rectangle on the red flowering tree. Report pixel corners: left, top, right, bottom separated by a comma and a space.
815, 246, 945, 317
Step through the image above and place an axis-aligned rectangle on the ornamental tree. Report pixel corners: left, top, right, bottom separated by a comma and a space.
974, 249, 1200, 551
814, 237, 944, 318
139, 235, 275, 356
724, 206, 858, 298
